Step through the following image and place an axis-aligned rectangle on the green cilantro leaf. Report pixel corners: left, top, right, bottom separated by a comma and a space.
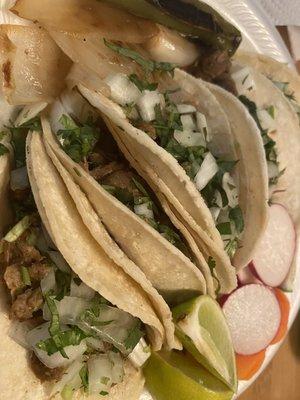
104, 39, 176, 74
55, 269, 71, 301
129, 74, 158, 92
58, 115, 100, 163
124, 320, 144, 351
229, 206, 244, 234
0, 143, 8, 156
80, 364, 89, 392
21, 266, 31, 286
37, 326, 89, 356
44, 292, 68, 358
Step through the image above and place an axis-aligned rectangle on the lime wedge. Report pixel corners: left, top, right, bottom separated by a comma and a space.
172, 295, 237, 392
144, 351, 233, 400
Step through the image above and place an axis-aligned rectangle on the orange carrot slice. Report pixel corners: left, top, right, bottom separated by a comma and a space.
271, 288, 290, 344
236, 350, 266, 381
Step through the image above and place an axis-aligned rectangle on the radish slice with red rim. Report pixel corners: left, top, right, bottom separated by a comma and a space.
238, 264, 261, 286
223, 284, 281, 355
251, 204, 296, 287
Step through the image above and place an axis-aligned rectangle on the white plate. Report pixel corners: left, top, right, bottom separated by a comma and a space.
141, 1, 300, 399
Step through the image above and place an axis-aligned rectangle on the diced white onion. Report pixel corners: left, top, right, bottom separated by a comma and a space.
196, 112, 210, 141
231, 66, 255, 95
43, 296, 90, 325
128, 338, 151, 368
8, 321, 30, 349
14, 102, 47, 127
88, 355, 114, 395
50, 358, 84, 397
86, 337, 105, 352
10, 167, 30, 191
134, 203, 154, 220
222, 173, 239, 208
137, 90, 161, 122
78, 305, 139, 355
210, 207, 221, 222
257, 108, 277, 133
105, 73, 140, 106
177, 104, 196, 114
27, 323, 87, 369
70, 279, 95, 300
108, 352, 124, 384
194, 153, 219, 191
174, 130, 206, 148
40, 269, 56, 295
48, 251, 71, 273
180, 114, 196, 131
267, 161, 279, 179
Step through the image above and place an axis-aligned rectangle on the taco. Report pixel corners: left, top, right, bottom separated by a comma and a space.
0, 104, 176, 399
12, 0, 270, 289
228, 61, 300, 289
37, 90, 210, 301
234, 51, 300, 122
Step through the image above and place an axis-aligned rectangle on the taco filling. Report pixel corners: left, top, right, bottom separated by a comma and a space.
0, 130, 147, 398
91, 41, 244, 258
231, 66, 284, 193
55, 112, 192, 260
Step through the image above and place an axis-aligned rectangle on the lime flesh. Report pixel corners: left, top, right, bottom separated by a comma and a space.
172, 295, 237, 392
144, 351, 233, 400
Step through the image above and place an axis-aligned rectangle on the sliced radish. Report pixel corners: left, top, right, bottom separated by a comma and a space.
237, 264, 261, 286
252, 204, 296, 287
223, 284, 281, 355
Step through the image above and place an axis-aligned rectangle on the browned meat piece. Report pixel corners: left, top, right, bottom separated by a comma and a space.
88, 151, 107, 166
135, 121, 157, 139
215, 73, 237, 95
28, 262, 51, 281
11, 288, 43, 321
102, 169, 139, 195
17, 241, 43, 264
0, 240, 21, 265
4, 264, 24, 294
90, 161, 124, 181
186, 49, 231, 80
29, 353, 64, 382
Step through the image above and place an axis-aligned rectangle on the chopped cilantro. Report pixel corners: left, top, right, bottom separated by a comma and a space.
104, 39, 176, 75
216, 222, 232, 235
79, 364, 89, 392
266, 105, 275, 119
44, 292, 68, 358
21, 266, 31, 286
37, 325, 88, 356
58, 115, 100, 163
229, 206, 244, 234
55, 269, 71, 301
101, 377, 110, 385
102, 185, 134, 207
239, 95, 281, 187
0, 143, 9, 156
225, 238, 239, 259
124, 320, 144, 351
0, 131, 7, 140
9, 117, 42, 167
129, 74, 158, 92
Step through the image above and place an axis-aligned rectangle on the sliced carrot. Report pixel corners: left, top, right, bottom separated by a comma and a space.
236, 350, 266, 381
271, 288, 290, 344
